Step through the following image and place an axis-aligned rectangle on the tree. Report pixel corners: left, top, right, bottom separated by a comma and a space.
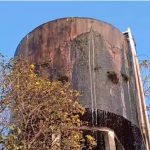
139, 59, 150, 120
139, 60, 150, 97
0, 54, 96, 150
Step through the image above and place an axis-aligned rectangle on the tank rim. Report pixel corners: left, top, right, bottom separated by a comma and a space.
15, 17, 123, 56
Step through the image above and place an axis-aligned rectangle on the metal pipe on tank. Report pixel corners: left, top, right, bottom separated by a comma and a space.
127, 27, 150, 150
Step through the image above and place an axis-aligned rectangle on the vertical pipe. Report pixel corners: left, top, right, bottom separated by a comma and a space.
127, 28, 150, 149
88, 28, 94, 126
91, 28, 97, 126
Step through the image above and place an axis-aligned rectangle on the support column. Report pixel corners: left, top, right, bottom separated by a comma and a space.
104, 130, 116, 150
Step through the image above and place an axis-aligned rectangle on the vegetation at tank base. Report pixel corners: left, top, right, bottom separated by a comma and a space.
107, 71, 119, 84
0, 53, 96, 150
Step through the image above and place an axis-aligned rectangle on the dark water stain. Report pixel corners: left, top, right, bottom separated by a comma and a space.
81, 108, 146, 150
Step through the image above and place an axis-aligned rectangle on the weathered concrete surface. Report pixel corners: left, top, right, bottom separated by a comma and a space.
15, 17, 146, 149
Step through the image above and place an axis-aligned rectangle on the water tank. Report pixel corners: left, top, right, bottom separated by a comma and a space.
15, 18, 146, 150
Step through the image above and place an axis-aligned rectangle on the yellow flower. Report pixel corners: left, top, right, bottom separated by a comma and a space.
35, 82, 40, 85
60, 90, 65, 95
86, 135, 94, 141
74, 135, 80, 140
30, 73, 35, 78
30, 64, 35, 69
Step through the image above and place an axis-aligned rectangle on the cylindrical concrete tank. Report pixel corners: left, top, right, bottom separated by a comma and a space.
15, 18, 146, 150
